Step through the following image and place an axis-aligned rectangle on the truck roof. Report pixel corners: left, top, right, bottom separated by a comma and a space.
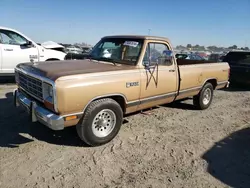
102, 35, 170, 43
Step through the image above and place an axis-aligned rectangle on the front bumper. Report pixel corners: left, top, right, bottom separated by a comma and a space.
14, 89, 64, 130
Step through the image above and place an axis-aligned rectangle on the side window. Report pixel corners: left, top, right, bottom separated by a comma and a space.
0, 29, 27, 45
239, 54, 250, 64
143, 42, 172, 66
123, 43, 142, 62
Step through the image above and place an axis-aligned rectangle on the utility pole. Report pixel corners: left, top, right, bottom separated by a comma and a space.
148, 29, 151, 35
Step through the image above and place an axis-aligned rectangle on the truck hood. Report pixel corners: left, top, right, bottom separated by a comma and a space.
16, 59, 136, 81
41, 41, 65, 50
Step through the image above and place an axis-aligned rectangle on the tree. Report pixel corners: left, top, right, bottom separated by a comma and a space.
228, 45, 237, 50
186, 44, 192, 49
199, 46, 206, 51
176, 45, 186, 50
207, 46, 218, 51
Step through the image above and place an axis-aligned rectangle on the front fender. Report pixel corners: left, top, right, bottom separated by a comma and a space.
55, 71, 141, 115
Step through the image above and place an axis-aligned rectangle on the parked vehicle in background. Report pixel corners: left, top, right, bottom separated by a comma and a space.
40, 41, 66, 53
64, 47, 93, 60
209, 53, 226, 62
195, 52, 209, 60
222, 51, 250, 84
82, 46, 92, 53
175, 53, 205, 60
64, 46, 93, 60
0, 26, 66, 76
14, 35, 230, 146
65, 45, 83, 54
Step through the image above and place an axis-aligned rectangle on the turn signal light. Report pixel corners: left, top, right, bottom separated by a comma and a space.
65, 115, 77, 121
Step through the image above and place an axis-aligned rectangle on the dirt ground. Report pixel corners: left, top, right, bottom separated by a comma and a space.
0, 81, 250, 188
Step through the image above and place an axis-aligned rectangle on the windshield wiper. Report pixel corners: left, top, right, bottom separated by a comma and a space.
97, 57, 117, 66
86, 54, 100, 63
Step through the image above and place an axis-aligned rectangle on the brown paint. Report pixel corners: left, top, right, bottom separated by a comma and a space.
16, 35, 230, 128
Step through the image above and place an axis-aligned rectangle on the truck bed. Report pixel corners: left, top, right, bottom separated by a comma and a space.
176, 59, 216, 66
175, 60, 229, 101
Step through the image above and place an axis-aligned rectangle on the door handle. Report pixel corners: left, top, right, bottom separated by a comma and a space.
4, 48, 13, 51
169, 69, 175, 72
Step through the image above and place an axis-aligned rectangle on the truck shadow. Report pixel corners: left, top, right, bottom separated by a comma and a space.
164, 102, 198, 111
161, 98, 199, 111
0, 92, 129, 148
0, 76, 15, 84
0, 92, 87, 148
202, 127, 250, 188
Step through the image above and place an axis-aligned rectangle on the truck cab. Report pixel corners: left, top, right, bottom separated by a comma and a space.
0, 26, 66, 75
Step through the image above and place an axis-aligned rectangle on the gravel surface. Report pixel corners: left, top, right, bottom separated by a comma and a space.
0, 82, 250, 188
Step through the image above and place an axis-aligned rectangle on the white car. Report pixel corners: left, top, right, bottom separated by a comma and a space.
0, 26, 66, 76
65, 46, 83, 54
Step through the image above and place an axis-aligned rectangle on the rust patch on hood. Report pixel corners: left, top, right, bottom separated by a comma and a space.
17, 59, 137, 81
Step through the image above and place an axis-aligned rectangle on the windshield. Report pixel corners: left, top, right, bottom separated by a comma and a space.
89, 37, 144, 65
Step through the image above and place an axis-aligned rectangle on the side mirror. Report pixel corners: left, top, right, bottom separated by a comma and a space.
142, 60, 150, 68
163, 50, 174, 60
143, 60, 149, 66
21, 40, 33, 48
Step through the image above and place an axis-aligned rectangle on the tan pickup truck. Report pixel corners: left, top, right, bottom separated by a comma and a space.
14, 35, 230, 146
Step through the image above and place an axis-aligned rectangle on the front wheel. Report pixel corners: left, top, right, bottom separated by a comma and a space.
76, 98, 123, 146
193, 82, 214, 110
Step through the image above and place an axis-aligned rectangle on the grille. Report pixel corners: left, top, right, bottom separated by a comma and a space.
18, 72, 43, 101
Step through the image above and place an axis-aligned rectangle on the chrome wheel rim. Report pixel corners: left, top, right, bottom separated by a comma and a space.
92, 109, 116, 138
203, 88, 211, 105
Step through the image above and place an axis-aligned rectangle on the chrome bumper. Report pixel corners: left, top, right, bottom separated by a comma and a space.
14, 89, 64, 130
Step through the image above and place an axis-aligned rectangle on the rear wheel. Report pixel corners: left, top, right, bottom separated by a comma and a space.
76, 98, 123, 146
193, 82, 214, 110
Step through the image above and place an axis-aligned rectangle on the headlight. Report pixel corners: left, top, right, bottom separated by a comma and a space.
48, 86, 53, 96
15, 70, 19, 84
43, 82, 53, 102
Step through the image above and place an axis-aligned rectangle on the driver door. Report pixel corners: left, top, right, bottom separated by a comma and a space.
138, 41, 178, 110
0, 29, 39, 74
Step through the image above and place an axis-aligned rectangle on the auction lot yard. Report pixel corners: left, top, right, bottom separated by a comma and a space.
1, 81, 250, 188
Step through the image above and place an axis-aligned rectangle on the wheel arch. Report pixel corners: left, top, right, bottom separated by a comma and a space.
203, 78, 217, 89
83, 94, 127, 114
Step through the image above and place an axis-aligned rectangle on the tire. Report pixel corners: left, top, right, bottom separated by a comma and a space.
76, 98, 123, 146
193, 82, 214, 110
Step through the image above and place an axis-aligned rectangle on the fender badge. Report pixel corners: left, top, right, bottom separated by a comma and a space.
126, 82, 139, 88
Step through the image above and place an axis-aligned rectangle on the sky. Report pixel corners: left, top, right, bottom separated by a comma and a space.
1, 0, 250, 47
